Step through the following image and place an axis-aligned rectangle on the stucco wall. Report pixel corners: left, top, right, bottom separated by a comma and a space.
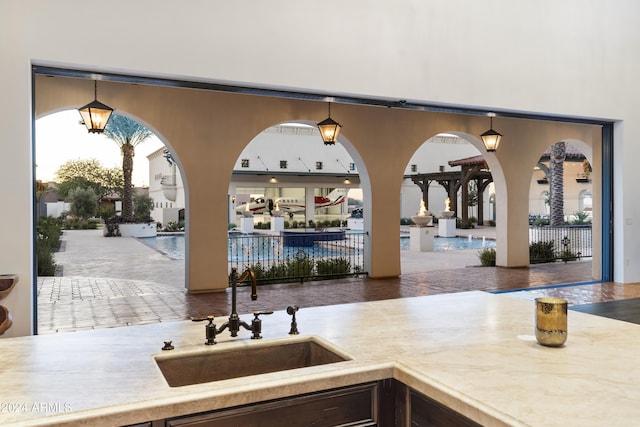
2, 0, 636, 336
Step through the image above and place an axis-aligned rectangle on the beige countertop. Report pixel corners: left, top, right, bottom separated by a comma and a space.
1, 291, 639, 426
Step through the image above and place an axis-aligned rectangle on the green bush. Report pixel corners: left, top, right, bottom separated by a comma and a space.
69, 187, 98, 220
477, 248, 496, 267
36, 242, 57, 276
530, 241, 555, 263
36, 216, 62, 276
133, 194, 154, 222
571, 211, 591, 225
165, 221, 185, 232
316, 257, 351, 277
559, 249, 579, 262
533, 218, 549, 226
98, 205, 116, 222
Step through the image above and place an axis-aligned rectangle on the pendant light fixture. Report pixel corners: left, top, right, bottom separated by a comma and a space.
78, 80, 114, 134
317, 102, 342, 145
480, 113, 502, 152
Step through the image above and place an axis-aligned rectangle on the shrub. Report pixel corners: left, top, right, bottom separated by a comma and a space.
401, 217, 412, 225
69, 187, 98, 220
533, 218, 549, 226
36, 216, 62, 276
477, 248, 496, 267
286, 255, 314, 278
98, 206, 116, 222
133, 194, 154, 222
571, 211, 591, 225
530, 241, 555, 263
165, 221, 185, 232
316, 258, 351, 278
36, 242, 57, 276
559, 249, 579, 262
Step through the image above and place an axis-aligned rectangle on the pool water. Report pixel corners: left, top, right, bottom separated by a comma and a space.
400, 236, 495, 251
140, 234, 495, 260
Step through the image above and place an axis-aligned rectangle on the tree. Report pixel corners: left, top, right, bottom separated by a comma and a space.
549, 141, 566, 226
55, 159, 123, 200
69, 187, 98, 220
103, 115, 152, 221
133, 194, 154, 222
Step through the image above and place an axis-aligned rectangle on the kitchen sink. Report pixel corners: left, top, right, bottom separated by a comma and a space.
154, 337, 351, 387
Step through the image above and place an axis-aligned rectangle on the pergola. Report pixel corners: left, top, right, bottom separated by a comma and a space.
410, 155, 493, 226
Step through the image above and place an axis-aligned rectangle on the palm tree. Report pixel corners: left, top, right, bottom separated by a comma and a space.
549, 141, 566, 226
103, 114, 152, 221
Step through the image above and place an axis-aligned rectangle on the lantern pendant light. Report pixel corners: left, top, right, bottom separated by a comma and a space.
78, 80, 114, 134
480, 114, 502, 152
317, 103, 342, 145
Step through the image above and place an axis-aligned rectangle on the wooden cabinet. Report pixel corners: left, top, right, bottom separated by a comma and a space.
408, 386, 482, 427
126, 379, 481, 427
165, 383, 377, 427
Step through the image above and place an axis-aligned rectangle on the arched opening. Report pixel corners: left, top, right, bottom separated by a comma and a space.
528, 140, 596, 268
401, 133, 496, 272
34, 108, 187, 333
226, 121, 368, 283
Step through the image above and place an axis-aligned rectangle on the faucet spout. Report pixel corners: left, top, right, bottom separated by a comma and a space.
236, 267, 257, 301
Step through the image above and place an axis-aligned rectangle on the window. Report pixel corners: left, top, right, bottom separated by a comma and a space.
280, 160, 288, 169
316, 161, 323, 170
241, 159, 249, 168
411, 164, 417, 173
349, 163, 356, 171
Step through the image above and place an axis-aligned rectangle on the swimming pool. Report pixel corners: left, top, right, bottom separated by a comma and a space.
399, 235, 495, 251
140, 234, 495, 260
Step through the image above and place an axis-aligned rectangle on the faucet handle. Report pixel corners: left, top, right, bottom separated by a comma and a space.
191, 315, 217, 345
250, 310, 273, 339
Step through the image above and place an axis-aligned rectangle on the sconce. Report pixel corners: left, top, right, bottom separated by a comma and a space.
269, 176, 278, 184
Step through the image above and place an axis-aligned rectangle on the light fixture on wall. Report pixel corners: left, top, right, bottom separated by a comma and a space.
480, 113, 502, 152
317, 102, 342, 145
343, 177, 351, 185
269, 176, 278, 184
78, 80, 114, 134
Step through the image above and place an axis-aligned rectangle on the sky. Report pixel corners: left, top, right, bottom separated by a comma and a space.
36, 110, 165, 187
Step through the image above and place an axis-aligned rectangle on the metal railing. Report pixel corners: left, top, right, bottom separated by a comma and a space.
529, 225, 592, 263
228, 231, 367, 284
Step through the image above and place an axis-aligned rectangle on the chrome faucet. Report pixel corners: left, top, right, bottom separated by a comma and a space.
192, 267, 272, 344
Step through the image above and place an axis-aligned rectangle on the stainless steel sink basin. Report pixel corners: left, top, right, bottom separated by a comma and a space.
154, 338, 351, 387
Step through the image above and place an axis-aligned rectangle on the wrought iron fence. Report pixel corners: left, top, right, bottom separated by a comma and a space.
228, 231, 367, 284
529, 225, 592, 263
